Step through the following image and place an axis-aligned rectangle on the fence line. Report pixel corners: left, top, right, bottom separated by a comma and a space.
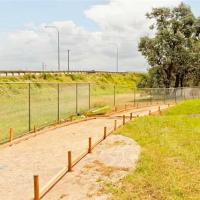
0, 83, 199, 144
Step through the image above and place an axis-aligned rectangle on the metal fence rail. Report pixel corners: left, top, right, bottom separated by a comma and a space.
0, 83, 199, 144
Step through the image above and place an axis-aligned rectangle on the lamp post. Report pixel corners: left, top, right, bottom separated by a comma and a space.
109, 43, 119, 72
45, 26, 60, 71
67, 49, 70, 71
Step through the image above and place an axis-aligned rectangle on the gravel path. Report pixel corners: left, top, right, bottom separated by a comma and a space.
0, 104, 169, 200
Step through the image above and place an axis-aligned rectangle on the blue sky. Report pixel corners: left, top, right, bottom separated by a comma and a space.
1, 0, 198, 32
0, 0, 199, 71
0, 0, 106, 31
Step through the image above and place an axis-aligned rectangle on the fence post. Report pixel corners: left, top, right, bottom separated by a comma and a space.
33, 175, 39, 200
123, 115, 125, 125
9, 128, 13, 143
104, 127, 107, 139
68, 151, 72, 172
114, 120, 117, 131
28, 83, 31, 132
150, 89, 152, 105
88, 137, 92, 153
57, 83, 60, 123
113, 85, 116, 107
134, 88, 136, 107
175, 88, 177, 104
88, 83, 91, 110
76, 83, 78, 114
163, 88, 166, 104
130, 113, 133, 120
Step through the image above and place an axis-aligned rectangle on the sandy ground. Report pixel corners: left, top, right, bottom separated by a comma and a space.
0, 104, 169, 200
43, 135, 141, 200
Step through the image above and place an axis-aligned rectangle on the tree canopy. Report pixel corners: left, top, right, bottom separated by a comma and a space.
138, 3, 200, 88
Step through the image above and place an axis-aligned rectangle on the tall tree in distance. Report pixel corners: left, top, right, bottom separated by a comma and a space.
138, 3, 200, 88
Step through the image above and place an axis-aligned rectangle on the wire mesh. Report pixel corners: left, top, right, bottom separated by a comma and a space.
0, 83, 29, 143
90, 84, 115, 109
59, 83, 76, 119
115, 85, 135, 108
0, 83, 199, 144
77, 83, 90, 114
31, 83, 58, 130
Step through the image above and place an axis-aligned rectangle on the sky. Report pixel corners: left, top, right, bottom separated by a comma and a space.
0, 0, 199, 72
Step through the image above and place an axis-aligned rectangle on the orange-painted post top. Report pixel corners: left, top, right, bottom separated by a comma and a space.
123, 115, 125, 125
130, 113, 133, 120
104, 127, 107, 139
68, 151, 72, 172
88, 137, 92, 153
9, 128, 13, 143
114, 120, 117, 131
34, 175, 39, 200
34, 125, 36, 133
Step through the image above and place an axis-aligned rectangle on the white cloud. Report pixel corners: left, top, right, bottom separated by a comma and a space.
0, 0, 181, 72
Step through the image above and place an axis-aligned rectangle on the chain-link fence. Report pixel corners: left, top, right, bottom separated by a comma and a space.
0, 82, 199, 144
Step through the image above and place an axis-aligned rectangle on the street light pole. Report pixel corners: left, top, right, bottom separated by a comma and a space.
67, 49, 70, 71
109, 43, 119, 72
116, 46, 119, 72
45, 26, 60, 71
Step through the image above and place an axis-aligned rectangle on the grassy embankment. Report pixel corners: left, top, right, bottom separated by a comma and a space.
0, 73, 142, 143
108, 99, 200, 199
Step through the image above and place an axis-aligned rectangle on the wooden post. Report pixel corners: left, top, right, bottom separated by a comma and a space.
158, 106, 161, 113
149, 110, 151, 116
88, 137, 92, 153
168, 104, 170, 108
136, 103, 139, 108
137, 114, 139, 118
34, 125, 36, 133
104, 127, 107, 139
113, 85, 116, 107
34, 175, 39, 200
70, 116, 73, 122
130, 113, 133, 120
115, 106, 117, 112
114, 120, 117, 131
68, 151, 72, 172
123, 115, 125, 125
125, 104, 127, 110
9, 128, 13, 143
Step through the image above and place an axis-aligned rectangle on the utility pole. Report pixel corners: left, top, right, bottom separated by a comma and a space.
42, 62, 45, 71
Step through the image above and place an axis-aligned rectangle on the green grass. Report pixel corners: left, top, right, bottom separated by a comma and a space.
107, 99, 200, 200
0, 72, 142, 86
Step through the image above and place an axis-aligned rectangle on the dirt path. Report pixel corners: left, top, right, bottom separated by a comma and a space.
43, 135, 141, 200
0, 104, 169, 200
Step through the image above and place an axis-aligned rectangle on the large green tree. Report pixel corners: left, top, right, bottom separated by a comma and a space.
138, 3, 200, 88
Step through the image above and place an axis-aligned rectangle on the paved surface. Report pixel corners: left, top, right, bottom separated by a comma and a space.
0, 104, 169, 200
